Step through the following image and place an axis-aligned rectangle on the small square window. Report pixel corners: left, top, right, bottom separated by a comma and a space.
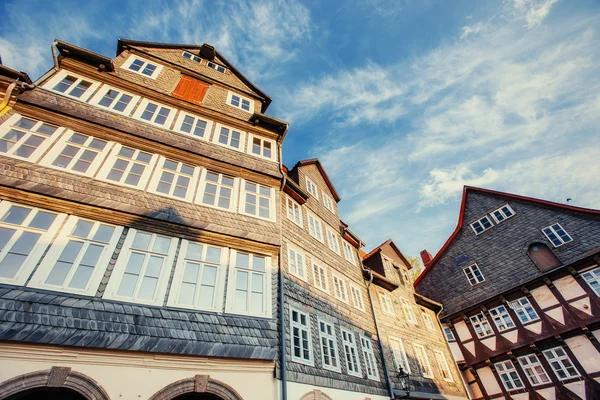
582, 266, 600, 296
227, 91, 253, 113
489, 305, 516, 331
196, 170, 237, 212
174, 112, 212, 140
239, 180, 274, 221
542, 223, 572, 247
213, 124, 245, 152
470, 215, 494, 235
207, 61, 227, 73
518, 354, 551, 386
182, 51, 201, 63
495, 360, 525, 391
89, 85, 139, 116
463, 263, 485, 285
543, 347, 579, 380
45, 70, 100, 102
148, 157, 199, 202
249, 134, 275, 161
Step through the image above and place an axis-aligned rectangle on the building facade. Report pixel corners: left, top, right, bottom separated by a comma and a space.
415, 187, 600, 400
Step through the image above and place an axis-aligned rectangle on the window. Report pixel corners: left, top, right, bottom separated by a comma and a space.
443, 326, 455, 342
413, 344, 433, 378
518, 354, 550, 386
463, 263, 485, 285
0, 202, 65, 285
543, 347, 579, 380
510, 297, 539, 323
422, 310, 435, 331
495, 360, 524, 391
0, 115, 63, 162
41, 131, 111, 176
342, 241, 356, 264
213, 124, 245, 151
196, 170, 237, 211
582, 266, 600, 296
226, 91, 254, 113
361, 336, 380, 380
325, 226, 341, 255
285, 196, 302, 227
45, 70, 100, 101
400, 298, 417, 323
89, 85, 139, 116
182, 50, 201, 62
470, 215, 493, 235
350, 284, 365, 312
434, 350, 453, 382
542, 223, 573, 247
528, 242, 561, 272
167, 240, 226, 311
103, 229, 177, 305
174, 112, 212, 140
290, 308, 312, 365
96, 144, 157, 189
133, 99, 175, 128
318, 319, 340, 372
248, 134, 275, 160
207, 61, 226, 73
305, 177, 318, 197
122, 55, 163, 79
307, 213, 324, 242
332, 273, 348, 303
341, 329, 362, 377
322, 193, 335, 213
379, 292, 395, 316
402, 268, 411, 284
312, 262, 328, 293
489, 305, 516, 331
29, 216, 122, 296
225, 250, 271, 317
470, 312, 493, 338
490, 204, 515, 224
149, 157, 199, 201
287, 243, 306, 280
382, 257, 395, 278
389, 337, 410, 373
239, 180, 274, 220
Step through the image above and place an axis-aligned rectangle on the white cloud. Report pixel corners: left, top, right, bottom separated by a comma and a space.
513, 0, 559, 28
419, 167, 499, 208
460, 22, 484, 39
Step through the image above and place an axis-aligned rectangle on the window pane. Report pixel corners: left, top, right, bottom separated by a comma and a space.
2, 206, 30, 225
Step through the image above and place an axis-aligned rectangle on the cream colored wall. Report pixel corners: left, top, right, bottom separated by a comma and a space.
0, 343, 277, 400
287, 381, 388, 400
530, 285, 559, 309
454, 321, 472, 342
565, 335, 600, 374
448, 342, 464, 362
553, 275, 586, 301
475, 366, 502, 396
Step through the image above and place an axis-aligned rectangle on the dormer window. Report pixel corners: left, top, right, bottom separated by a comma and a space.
470, 215, 493, 235
490, 204, 515, 224
182, 51, 201, 62
542, 223, 572, 247
122, 55, 163, 79
227, 91, 253, 113
207, 61, 226, 73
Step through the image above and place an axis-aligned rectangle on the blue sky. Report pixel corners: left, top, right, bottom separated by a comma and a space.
1, 0, 599, 260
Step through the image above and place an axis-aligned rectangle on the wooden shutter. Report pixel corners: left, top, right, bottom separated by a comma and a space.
172, 75, 209, 104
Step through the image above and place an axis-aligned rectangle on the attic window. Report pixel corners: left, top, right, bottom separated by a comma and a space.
122, 55, 163, 79
227, 91, 253, 113
463, 263, 484, 285
470, 215, 493, 235
208, 61, 226, 73
182, 51, 201, 63
542, 223, 572, 247
490, 204, 515, 224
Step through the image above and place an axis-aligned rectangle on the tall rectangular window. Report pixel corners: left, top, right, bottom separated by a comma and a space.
226, 251, 270, 317
422, 310, 436, 331
510, 297, 539, 323
518, 354, 550, 386
322, 193, 335, 213
379, 292, 395, 316
29, 216, 122, 295
227, 91, 253, 113
287, 243, 306, 280
214, 125, 244, 151
0, 202, 65, 285
582, 266, 600, 296
312, 262, 328, 293
167, 240, 226, 311
174, 112, 212, 139
305, 177, 318, 197
290, 308, 312, 365
361, 336, 380, 380
332, 273, 348, 303
542, 223, 573, 247
463, 263, 485, 285
286, 196, 302, 227
97, 144, 157, 189
307, 213, 323, 242
400, 298, 417, 323
543, 347, 579, 380
319, 319, 340, 372
326, 227, 341, 255
45, 70, 99, 101
490, 204, 515, 224
489, 305, 516, 331
249, 135, 274, 160
122, 55, 163, 79
389, 336, 410, 373
341, 329, 362, 377
470, 215, 493, 235
413, 344, 434, 378
196, 170, 237, 211
470, 312, 493, 338
134, 100, 175, 128
443, 326, 455, 341
0, 115, 63, 162
240, 180, 273, 220
104, 229, 177, 305
342, 241, 356, 264
42, 132, 111, 176
495, 360, 524, 391
434, 350, 453, 382
350, 284, 365, 311
149, 157, 198, 201
89, 86, 139, 116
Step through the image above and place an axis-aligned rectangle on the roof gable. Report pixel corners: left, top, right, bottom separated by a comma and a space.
364, 239, 411, 269
289, 159, 341, 202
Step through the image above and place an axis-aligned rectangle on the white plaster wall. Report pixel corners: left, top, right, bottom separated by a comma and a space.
530, 285, 559, 309
449, 342, 464, 362
553, 275, 586, 301
454, 321, 472, 342
565, 335, 600, 374
475, 367, 502, 396
287, 381, 388, 400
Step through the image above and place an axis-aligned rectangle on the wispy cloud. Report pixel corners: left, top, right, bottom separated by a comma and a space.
513, 0, 559, 28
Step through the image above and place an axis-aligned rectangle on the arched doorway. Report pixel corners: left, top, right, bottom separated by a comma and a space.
6, 387, 86, 400
528, 242, 561, 272
148, 375, 243, 400
173, 394, 223, 400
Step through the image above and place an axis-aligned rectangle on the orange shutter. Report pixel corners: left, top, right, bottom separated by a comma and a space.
172, 75, 210, 104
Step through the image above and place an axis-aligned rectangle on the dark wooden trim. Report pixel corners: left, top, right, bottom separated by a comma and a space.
569, 267, 600, 309
543, 278, 584, 324
486, 360, 511, 399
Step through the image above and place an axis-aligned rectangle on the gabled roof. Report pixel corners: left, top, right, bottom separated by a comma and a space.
414, 186, 600, 287
291, 158, 341, 202
56, 40, 114, 72
117, 39, 272, 113
363, 239, 411, 269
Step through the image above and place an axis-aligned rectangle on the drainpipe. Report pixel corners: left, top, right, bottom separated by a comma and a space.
363, 265, 395, 399
0, 80, 37, 118
277, 131, 288, 400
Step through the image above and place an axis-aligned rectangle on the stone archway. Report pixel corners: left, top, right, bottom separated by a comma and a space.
0, 366, 110, 400
148, 375, 243, 400
298, 389, 333, 400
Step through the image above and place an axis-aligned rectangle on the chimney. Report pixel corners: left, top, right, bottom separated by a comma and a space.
420, 249, 433, 267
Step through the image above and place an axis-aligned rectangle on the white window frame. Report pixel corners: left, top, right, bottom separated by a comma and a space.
542, 223, 573, 247
307, 212, 324, 243
305, 177, 318, 198
290, 307, 313, 366
194, 169, 239, 212
341, 328, 362, 377
361, 336, 380, 381
379, 292, 395, 316
543, 347, 580, 380
103, 229, 177, 306
238, 179, 276, 221
39, 131, 113, 177
225, 249, 272, 318
182, 50, 201, 63
422, 310, 436, 331
318, 318, 341, 372
413, 343, 434, 378
342, 240, 356, 264
463, 263, 485, 286
434, 350, 454, 382
470, 215, 494, 235
332, 273, 348, 303
207, 61, 227, 73
489, 305, 516, 332
173, 111, 213, 141
582, 266, 600, 296
325, 226, 341, 255
312, 261, 328, 293
0, 114, 64, 163
44, 70, 101, 102
490, 204, 515, 224
322, 192, 335, 213
166, 239, 228, 312
287, 242, 307, 281
510, 297, 539, 323
132, 98, 176, 129
470, 312, 494, 338
121, 54, 163, 79
226, 91, 254, 113
95, 143, 158, 190
389, 336, 410, 373
495, 360, 525, 391
147, 156, 200, 202
400, 297, 417, 324
518, 354, 551, 387
0, 201, 66, 285
285, 195, 303, 227
443, 326, 455, 342
88, 85, 140, 116
28, 216, 122, 296
247, 133, 276, 161
349, 283, 366, 312
212, 123, 246, 152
